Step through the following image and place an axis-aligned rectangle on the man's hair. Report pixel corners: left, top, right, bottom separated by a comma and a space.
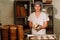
34, 1, 43, 10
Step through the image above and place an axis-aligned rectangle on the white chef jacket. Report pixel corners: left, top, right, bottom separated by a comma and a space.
28, 12, 49, 36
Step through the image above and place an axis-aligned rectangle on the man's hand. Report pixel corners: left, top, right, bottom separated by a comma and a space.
32, 23, 38, 29
35, 25, 42, 32
32, 23, 42, 32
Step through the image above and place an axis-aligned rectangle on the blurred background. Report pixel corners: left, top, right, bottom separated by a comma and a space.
0, 0, 60, 40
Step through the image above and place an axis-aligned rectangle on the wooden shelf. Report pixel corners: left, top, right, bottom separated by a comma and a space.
16, 17, 27, 18
43, 4, 52, 6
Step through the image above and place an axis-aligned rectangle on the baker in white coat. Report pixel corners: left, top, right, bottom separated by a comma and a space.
28, 1, 49, 36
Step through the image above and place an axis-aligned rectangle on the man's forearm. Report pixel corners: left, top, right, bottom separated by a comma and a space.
41, 21, 48, 29
29, 22, 33, 28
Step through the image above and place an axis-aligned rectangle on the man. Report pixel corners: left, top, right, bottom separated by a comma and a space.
28, 1, 49, 35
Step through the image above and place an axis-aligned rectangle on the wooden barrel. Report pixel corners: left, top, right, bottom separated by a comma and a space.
17, 25, 24, 40
10, 26, 17, 40
1, 25, 9, 40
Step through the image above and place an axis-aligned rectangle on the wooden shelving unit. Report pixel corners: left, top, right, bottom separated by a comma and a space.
14, 0, 53, 34
14, 1, 30, 26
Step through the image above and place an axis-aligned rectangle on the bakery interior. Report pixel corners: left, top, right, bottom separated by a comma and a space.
0, 0, 60, 40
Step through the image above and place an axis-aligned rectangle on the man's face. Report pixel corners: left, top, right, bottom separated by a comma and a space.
34, 4, 41, 12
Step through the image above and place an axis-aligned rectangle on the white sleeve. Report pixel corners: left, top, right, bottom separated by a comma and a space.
28, 14, 32, 22
43, 14, 49, 22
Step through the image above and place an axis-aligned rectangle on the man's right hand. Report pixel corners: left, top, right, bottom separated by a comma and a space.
32, 23, 38, 29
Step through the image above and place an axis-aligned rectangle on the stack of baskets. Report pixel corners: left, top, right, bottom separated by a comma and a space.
1, 25, 24, 40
